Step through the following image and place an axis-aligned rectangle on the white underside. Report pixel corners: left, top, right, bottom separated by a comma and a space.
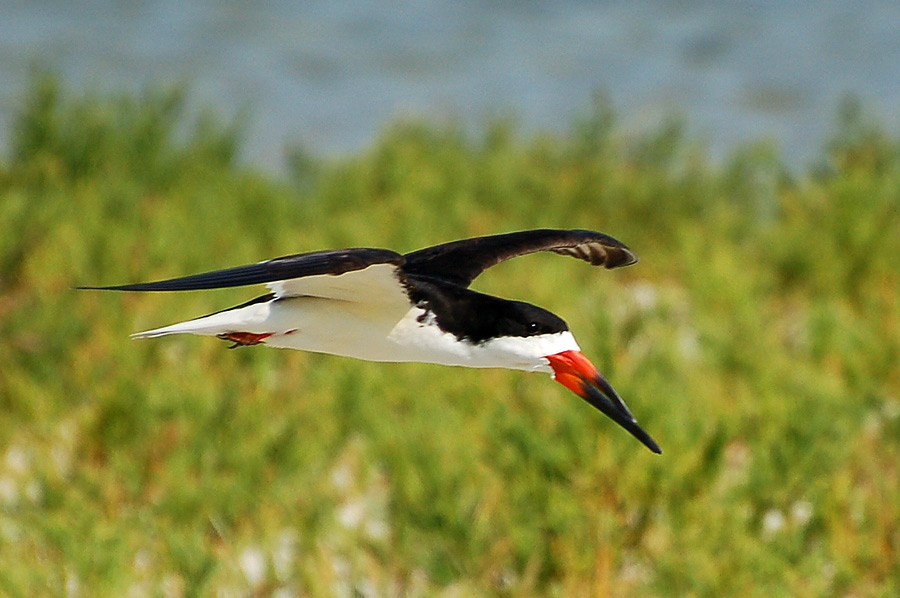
133, 298, 580, 373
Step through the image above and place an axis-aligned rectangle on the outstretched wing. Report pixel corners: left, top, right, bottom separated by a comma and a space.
79, 248, 407, 301
401, 229, 637, 288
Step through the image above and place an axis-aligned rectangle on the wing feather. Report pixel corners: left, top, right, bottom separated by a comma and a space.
402, 229, 637, 288
78, 248, 406, 295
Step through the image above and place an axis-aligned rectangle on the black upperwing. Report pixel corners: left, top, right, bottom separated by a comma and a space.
401, 229, 637, 288
78, 248, 405, 292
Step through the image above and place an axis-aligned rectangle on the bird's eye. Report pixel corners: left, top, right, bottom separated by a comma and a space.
526, 322, 540, 334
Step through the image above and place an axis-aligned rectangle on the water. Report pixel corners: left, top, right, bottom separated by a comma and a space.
1, 0, 898, 172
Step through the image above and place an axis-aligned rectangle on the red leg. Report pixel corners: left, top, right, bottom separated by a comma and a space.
217, 332, 274, 348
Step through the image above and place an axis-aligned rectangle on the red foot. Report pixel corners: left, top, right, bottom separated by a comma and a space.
217, 332, 274, 348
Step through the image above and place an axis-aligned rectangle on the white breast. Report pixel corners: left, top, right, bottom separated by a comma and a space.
266, 301, 580, 372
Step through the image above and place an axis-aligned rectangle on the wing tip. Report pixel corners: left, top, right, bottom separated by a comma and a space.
75, 283, 169, 292
579, 229, 638, 269
605, 246, 639, 269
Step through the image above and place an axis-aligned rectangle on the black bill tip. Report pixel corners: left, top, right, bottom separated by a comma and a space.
579, 378, 662, 455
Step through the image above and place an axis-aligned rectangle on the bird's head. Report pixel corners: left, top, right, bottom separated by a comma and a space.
448, 294, 661, 454
545, 348, 661, 454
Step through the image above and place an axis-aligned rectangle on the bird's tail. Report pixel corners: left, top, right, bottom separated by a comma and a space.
131, 295, 274, 339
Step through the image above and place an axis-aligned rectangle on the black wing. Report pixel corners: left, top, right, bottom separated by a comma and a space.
402, 229, 637, 288
78, 248, 405, 292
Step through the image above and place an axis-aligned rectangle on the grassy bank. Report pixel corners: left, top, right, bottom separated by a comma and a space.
1, 78, 898, 597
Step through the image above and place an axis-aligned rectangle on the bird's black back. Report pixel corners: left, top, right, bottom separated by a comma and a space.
405, 275, 568, 344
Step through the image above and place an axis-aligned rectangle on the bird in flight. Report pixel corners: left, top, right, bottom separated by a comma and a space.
81, 229, 660, 453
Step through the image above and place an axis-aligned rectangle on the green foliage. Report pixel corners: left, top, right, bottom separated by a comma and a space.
1, 78, 898, 597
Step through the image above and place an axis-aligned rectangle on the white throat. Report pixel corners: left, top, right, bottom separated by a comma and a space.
385, 307, 581, 372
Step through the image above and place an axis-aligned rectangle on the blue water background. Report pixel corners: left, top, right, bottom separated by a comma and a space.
1, 1, 898, 171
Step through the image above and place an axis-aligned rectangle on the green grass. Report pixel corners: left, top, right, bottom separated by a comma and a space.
1, 77, 898, 597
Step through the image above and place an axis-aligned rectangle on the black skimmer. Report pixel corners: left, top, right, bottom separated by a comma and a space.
81, 229, 661, 453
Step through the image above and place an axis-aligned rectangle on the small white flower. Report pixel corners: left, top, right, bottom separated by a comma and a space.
0, 476, 18, 506
365, 518, 389, 542
677, 327, 700, 360
882, 397, 900, 421
337, 500, 365, 529
133, 549, 152, 574
6, 446, 29, 474
239, 546, 267, 587
631, 282, 659, 311
791, 500, 813, 527
331, 462, 354, 492
25, 479, 42, 504
762, 508, 785, 538
65, 568, 80, 598
272, 528, 297, 581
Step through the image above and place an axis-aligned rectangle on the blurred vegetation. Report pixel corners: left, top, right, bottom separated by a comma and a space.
1, 76, 898, 597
